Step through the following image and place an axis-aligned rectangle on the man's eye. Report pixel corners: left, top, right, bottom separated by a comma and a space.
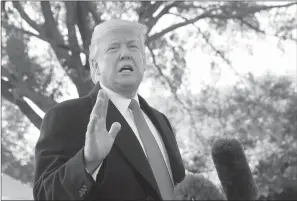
129, 45, 138, 49
108, 46, 118, 51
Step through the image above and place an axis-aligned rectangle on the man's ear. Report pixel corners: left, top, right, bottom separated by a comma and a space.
95, 63, 101, 82
90, 59, 101, 82
91, 59, 96, 67
92, 59, 100, 73
96, 64, 100, 75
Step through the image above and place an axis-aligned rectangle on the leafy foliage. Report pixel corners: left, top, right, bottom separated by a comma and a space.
180, 74, 297, 199
2, 99, 35, 185
174, 173, 226, 200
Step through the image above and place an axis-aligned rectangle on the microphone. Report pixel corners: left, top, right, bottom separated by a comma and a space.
211, 138, 258, 200
174, 173, 227, 200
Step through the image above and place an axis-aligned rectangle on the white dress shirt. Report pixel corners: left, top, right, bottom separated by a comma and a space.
88, 84, 173, 183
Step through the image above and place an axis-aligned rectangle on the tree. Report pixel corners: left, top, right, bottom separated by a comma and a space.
1, 99, 36, 185
1, 1, 296, 186
183, 74, 297, 198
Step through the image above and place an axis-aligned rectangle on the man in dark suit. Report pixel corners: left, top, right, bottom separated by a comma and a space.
33, 19, 185, 200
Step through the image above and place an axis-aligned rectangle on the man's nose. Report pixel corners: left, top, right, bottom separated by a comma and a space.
119, 46, 131, 60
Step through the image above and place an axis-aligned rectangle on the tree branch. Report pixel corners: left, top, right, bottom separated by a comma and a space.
77, 2, 93, 51
169, 12, 256, 94
184, 17, 282, 135
40, 1, 65, 48
237, 16, 297, 42
87, 1, 102, 25
65, 2, 83, 70
2, 63, 57, 113
3, 22, 46, 41
147, 44, 206, 145
138, 1, 163, 33
237, 16, 266, 34
154, 1, 180, 21
196, 25, 250, 90
12, 1, 41, 33
147, 1, 181, 32
64, 1, 94, 97
147, 6, 218, 42
138, 1, 163, 20
137, 1, 151, 17
2, 79, 42, 129
149, 16, 199, 42
147, 1, 164, 16
65, 2, 80, 54
147, 2, 297, 43
2, 20, 74, 57
39, 1, 81, 86
40, 1, 58, 29
249, 2, 297, 13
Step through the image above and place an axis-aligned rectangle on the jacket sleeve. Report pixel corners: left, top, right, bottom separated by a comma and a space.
33, 106, 105, 200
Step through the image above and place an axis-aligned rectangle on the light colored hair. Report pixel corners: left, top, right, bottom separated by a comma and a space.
89, 19, 147, 83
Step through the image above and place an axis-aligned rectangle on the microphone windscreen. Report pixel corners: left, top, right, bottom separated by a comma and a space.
211, 138, 258, 200
174, 173, 227, 200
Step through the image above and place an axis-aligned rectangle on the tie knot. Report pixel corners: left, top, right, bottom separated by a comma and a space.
129, 99, 139, 111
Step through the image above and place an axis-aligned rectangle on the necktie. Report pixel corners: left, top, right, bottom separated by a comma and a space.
129, 99, 174, 200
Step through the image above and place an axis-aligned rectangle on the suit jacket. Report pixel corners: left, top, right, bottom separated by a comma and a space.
33, 83, 185, 200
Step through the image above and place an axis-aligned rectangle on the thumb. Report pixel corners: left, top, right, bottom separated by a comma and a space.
109, 122, 121, 139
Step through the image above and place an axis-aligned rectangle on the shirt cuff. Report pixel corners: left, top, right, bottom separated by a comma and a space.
85, 162, 103, 181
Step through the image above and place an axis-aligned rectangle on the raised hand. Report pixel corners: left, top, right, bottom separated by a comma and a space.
84, 89, 121, 173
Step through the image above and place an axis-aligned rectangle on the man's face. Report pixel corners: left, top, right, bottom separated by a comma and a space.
96, 29, 146, 96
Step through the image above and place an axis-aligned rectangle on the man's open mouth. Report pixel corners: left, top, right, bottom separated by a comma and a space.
119, 65, 134, 72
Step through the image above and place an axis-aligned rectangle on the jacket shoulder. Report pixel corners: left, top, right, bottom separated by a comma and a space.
46, 95, 91, 115
40, 96, 92, 130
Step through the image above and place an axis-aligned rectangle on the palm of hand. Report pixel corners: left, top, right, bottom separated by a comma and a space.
92, 118, 116, 160
84, 89, 121, 165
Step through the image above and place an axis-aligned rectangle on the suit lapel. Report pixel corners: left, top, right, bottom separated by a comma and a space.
138, 95, 185, 185
107, 101, 161, 196
88, 83, 161, 197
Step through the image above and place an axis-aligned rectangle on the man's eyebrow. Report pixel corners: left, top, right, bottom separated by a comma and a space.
103, 41, 120, 51
127, 40, 142, 47
127, 39, 139, 43
107, 40, 120, 46
103, 39, 140, 49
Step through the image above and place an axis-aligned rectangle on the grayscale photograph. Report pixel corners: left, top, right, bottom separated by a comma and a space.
1, 1, 296, 200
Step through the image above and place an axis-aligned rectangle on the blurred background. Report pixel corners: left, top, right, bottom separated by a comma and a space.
1, 1, 296, 200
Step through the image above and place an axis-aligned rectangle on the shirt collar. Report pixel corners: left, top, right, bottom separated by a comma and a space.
100, 83, 139, 116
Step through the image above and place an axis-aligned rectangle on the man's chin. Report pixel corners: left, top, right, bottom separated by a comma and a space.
116, 80, 140, 90
117, 78, 139, 86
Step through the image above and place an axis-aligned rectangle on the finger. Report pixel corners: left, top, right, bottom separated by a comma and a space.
98, 90, 108, 118
109, 122, 121, 139
92, 90, 104, 117
102, 90, 109, 119
87, 113, 98, 136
